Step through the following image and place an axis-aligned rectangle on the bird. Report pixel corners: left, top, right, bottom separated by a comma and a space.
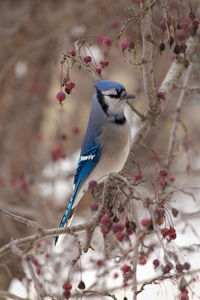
55, 80, 136, 244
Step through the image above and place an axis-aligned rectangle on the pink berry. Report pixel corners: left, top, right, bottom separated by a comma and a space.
153, 259, 160, 268
112, 222, 125, 233
134, 173, 142, 181
36, 267, 40, 275
121, 264, 131, 273
69, 49, 76, 56
100, 215, 111, 225
56, 91, 66, 102
120, 41, 129, 51
157, 177, 167, 187
20, 179, 29, 189
161, 228, 169, 238
88, 180, 97, 189
103, 37, 112, 47
94, 66, 102, 75
96, 35, 104, 44
141, 218, 151, 228
110, 19, 119, 28
100, 59, 109, 68
66, 80, 75, 90
90, 202, 99, 212
83, 56, 92, 63
192, 19, 200, 26
168, 175, 175, 182
51, 147, 66, 161
72, 126, 80, 134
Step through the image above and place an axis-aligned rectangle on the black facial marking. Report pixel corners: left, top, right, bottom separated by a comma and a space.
114, 115, 126, 125
109, 89, 125, 98
96, 89, 109, 115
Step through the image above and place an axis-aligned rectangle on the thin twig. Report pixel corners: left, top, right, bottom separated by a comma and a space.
0, 208, 40, 228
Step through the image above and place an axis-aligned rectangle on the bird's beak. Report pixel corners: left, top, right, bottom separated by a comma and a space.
121, 93, 136, 100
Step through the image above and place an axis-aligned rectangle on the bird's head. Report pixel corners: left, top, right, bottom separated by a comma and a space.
93, 80, 135, 122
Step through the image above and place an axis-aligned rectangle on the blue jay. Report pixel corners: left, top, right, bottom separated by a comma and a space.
55, 80, 135, 244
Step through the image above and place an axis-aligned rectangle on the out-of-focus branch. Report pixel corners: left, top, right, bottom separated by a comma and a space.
0, 290, 28, 300
0, 208, 40, 229
164, 63, 193, 170
124, 34, 199, 171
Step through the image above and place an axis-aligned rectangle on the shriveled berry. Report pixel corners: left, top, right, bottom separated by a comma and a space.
78, 280, 85, 290
83, 56, 92, 63
173, 44, 181, 55
159, 42, 165, 54
138, 256, 147, 265
121, 264, 131, 273
156, 208, 165, 217
153, 259, 160, 268
171, 207, 178, 217
168, 36, 174, 48
63, 280, 72, 291
56, 91, 66, 102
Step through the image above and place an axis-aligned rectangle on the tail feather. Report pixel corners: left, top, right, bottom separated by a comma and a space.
55, 189, 78, 245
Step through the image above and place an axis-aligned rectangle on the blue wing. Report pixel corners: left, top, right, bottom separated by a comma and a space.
55, 144, 102, 244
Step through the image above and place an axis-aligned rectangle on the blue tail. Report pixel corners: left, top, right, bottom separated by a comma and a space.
55, 189, 77, 245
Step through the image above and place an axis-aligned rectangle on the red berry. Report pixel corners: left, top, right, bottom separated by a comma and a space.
72, 126, 80, 134
156, 208, 165, 217
96, 35, 104, 44
168, 227, 176, 240
63, 280, 72, 291
103, 37, 112, 47
113, 272, 119, 278
56, 91, 66, 102
36, 267, 40, 275
120, 41, 129, 51
161, 228, 169, 238
63, 290, 71, 299
112, 223, 125, 233
153, 259, 160, 268
51, 147, 66, 161
163, 264, 172, 274
183, 262, 190, 270
134, 173, 142, 181
116, 232, 125, 242
69, 48, 76, 56
141, 218, 151, 228
90, 202, 99, 212
180, 293, 189, 300
31, 257, 39, 266
110, 19, 119, 28
94, 66, 102, 75
100, 59, 109, 68
83, 56, 92, 63
121, 264, 131, 273
157, 177, 167, 187
159, 169, 168, 177
97, 259, 104, 267
157, 91, 165, 100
